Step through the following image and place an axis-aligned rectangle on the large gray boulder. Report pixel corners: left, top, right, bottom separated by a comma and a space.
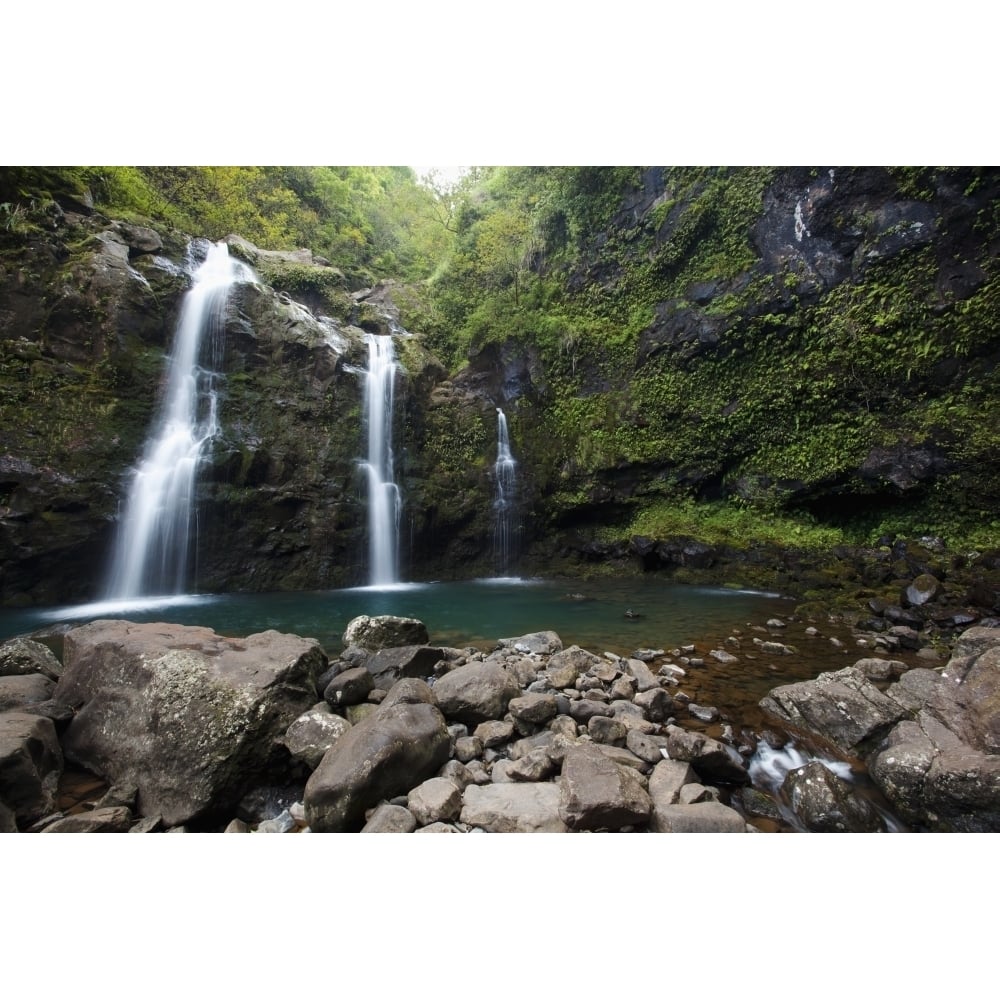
498, 631, 563, 656
558, 744, 651, 830
343, 615, 429, 650
53, 620, 325, 826
0, 711, 63, 827
431, 661, 521, 726
869, 627, 1000, 830
304, 699, 450, 832
759, 663, 909, 755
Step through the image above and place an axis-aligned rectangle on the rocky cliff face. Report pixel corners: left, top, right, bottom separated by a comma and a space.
0, 204, 446, 604
1, 168, 998, 606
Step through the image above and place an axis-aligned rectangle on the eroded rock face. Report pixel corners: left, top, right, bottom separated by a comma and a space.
53, 620, 324, 826
304, 699, 450, 832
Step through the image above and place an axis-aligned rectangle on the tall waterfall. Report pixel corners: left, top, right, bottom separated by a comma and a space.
493, 407, 519, 576
361, 333, 401, 587
104, 241, 252, 599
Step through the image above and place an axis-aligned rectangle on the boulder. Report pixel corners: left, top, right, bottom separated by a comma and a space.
323, 666, 374, 707
461, 782, 569, 833
498, 631, 563, 656
0, 674, 54, 711
431, 661, 521, 726
663, 725, 750, 785
282, 703, 352, 770
0, 637, 63, 681
759, 663, 909, 755
558, 744, 652, 830
304, 700, 450, 832
782, 760, 883, 832
508, 693, 558, 727
53, 621, 325, 826
869, 627, 1000, 830
364, 646, 444, 688
0, 711, 63, 827
342, 615, 429, 650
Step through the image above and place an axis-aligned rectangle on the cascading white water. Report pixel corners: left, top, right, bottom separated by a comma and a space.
493, 407, 519, 576
104, 241, 252, 599
361, 333, 401, 587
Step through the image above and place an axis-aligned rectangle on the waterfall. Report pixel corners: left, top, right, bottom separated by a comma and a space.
104, 241, 252, 599
493, 407, 519, 576
361, 332, 401, 587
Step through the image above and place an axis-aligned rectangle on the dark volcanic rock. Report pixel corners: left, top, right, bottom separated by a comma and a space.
431, 661, 521, 726
305, 699, 450, 832
53, 620, 325, 826
0, 710, 64, 827
782, 760, 883, 832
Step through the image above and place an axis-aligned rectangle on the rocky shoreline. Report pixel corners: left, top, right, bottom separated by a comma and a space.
2, 601, 998, 833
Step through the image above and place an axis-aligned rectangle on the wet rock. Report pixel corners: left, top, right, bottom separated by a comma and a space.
760, 663, 908, 755
304, 700, 450, 832
0, 711, 63, 827
54, 621, 324, 826
283, 703, 352, 770
343, 615, 429, 650
710, 649, 739, 664
362, 803, 417, 833
558, 744, 652, 830
462, 782, 569, 832
739, 786, 783, 821
688, 703, 720, 723
432, 661, 521, 726
663, 725, 750, 784
782, 760, 883, 832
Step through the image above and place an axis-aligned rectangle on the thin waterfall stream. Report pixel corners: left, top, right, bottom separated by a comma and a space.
104, 241, 253, 600
493, 407, 519, 576
361, 332, 401, 587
